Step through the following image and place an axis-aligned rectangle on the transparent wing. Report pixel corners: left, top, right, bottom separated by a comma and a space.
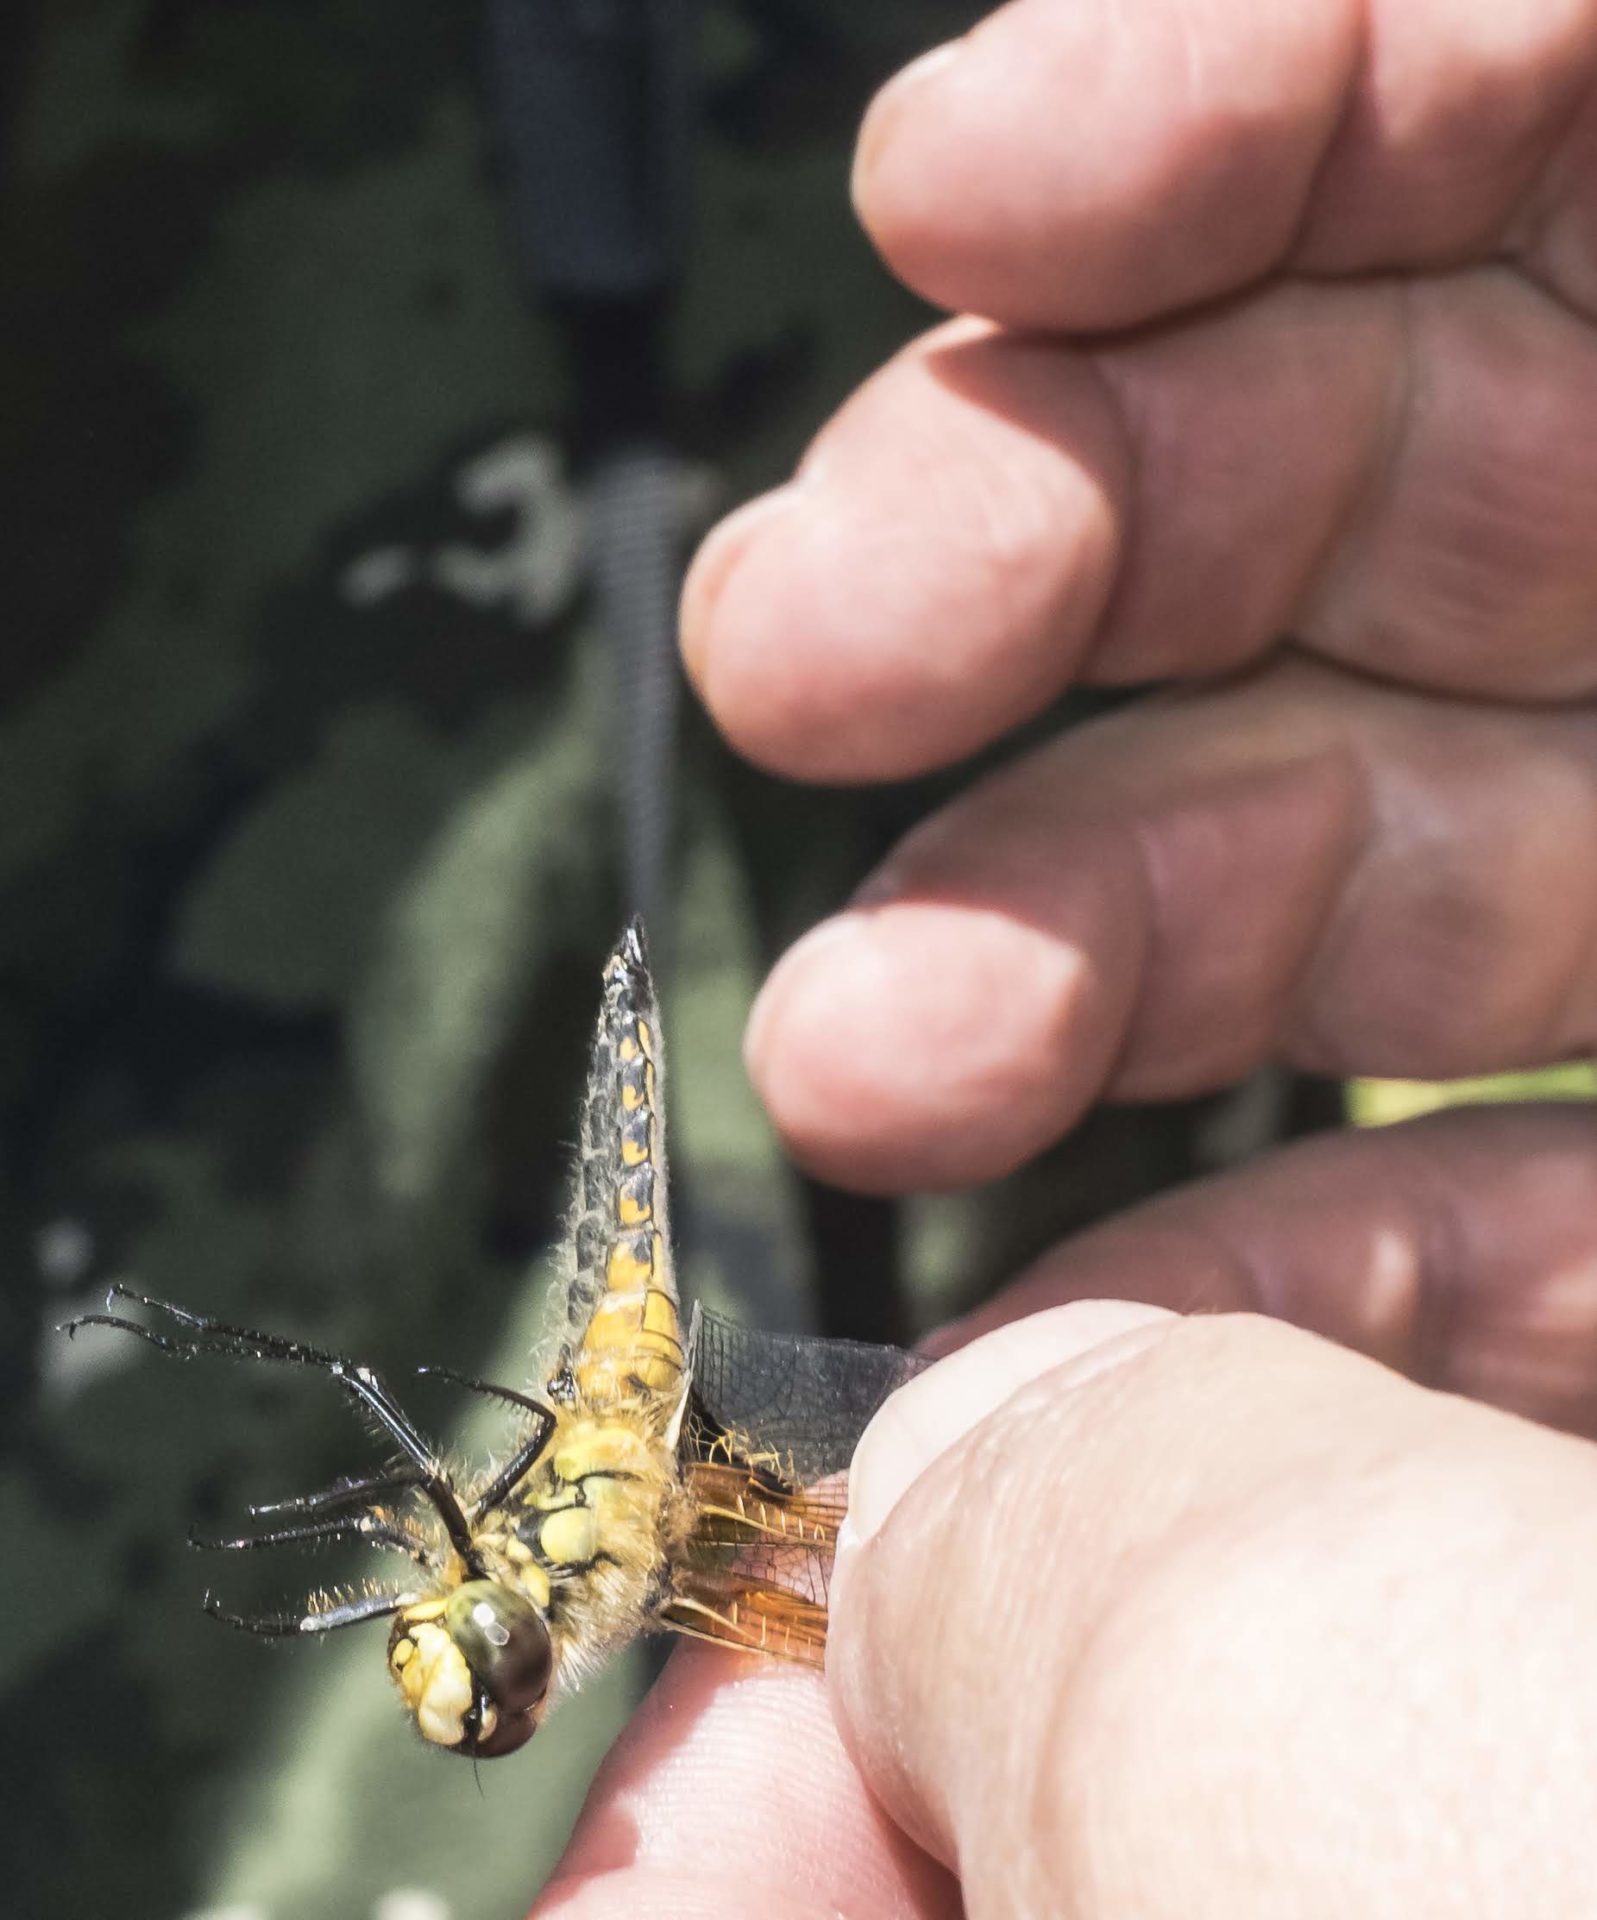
660, 1308, 927, 1665
682, 1306, 928, 1485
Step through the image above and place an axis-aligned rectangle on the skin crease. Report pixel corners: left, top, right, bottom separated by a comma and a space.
536, 2, 1597, 1915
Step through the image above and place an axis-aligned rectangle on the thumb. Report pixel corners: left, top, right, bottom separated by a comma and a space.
828, 1302, 1597, 1920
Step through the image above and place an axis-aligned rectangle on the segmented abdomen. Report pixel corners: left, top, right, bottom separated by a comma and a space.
563, 922, 685, 1412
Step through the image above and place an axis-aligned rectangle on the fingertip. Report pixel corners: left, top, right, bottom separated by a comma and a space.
682, 327, 1126, 782
852, 0, 1357, 331
827, 1302, 1181, 1861
744, 902, 1117, 1191
844, 1301, 1178, 1546
851, 41, 965, 228
683, 481, 972, 783
679, 484, 807, 694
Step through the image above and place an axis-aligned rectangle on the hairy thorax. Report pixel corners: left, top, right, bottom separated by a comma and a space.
474, 1405, 694, 1684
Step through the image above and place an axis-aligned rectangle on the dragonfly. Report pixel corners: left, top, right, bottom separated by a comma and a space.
64, 922, 922, 1758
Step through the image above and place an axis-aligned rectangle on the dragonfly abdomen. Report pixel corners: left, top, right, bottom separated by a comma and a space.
564, 921, 686, 1410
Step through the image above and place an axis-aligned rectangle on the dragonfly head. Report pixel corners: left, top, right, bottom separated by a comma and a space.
388, 1581, 552, 1758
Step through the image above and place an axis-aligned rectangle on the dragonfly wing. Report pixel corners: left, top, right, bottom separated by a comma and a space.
682, 1305, 928, 1484
660, 1460, 847, 1666
661, 1311, 928, 1663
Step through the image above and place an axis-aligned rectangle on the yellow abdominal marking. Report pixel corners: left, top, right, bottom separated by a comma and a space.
605, 1237, 654, 1291
619, 1058, 656, 1117
642, 1286, 675, 1336
575, 1266, 684, 1400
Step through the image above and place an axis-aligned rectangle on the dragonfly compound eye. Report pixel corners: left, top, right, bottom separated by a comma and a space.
388, 1581, 552, 1758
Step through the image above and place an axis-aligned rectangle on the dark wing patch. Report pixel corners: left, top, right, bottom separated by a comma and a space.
662, 1311, 927, 1663
682, 1306, 927, 1486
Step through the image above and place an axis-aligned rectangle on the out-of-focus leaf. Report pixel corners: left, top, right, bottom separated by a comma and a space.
1349, 1064, 1597, 1127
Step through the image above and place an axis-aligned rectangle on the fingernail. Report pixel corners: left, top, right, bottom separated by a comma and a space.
851, 42, 963, 217
844, 1301, 1177, 1548
679, 484, 804, 690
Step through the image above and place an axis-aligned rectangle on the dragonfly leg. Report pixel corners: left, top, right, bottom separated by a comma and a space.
469, 1404, 558, 1522
415, 1361, 550, 1419
190, 1512, 434, 1565
201, 1589, 408, 1637
248, 1468, 432, 1521
63, 1287, 479, 1565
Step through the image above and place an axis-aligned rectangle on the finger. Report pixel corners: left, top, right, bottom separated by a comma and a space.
746, 655, 1597, 1188
941, 1104, 1597, 1442
532, 1109, 1597, 1916
681, 317, 1126, 782
682, 274, 1597, 782
853, 0, 1597, 330
533, 1645, 957, 1920
830, 1303, 1597, 1916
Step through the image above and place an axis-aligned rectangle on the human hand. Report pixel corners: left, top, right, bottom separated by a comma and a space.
681, 0, 1597, 1195
535, 1108, 1597, 1919
536, 2, 1597, 1913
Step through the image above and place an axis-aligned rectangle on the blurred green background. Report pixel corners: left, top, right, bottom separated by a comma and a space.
13, 5, 1580, 1919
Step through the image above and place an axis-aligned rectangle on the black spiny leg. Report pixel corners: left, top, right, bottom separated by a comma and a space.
63, 1286, 479, 1565
415, 1361, 550, 1419
201, 1590, 408, 1637
413, 1359, 559, 1522
469, 1407, 557, 1523
189, 1513, 433, 1564
248, 1469, 438, 1522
